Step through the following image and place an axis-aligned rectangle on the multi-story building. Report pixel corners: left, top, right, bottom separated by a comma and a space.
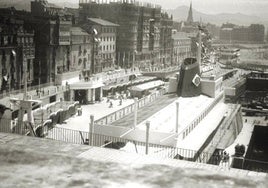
159, 12, 173, 68
232, 26, 249, 42
0, 8, 35, 93
171, 31, 191, 66
79, 0, 162, 70
31, 0, 92, 85
70, 27, 91, 79
85, 18, 118, 73
219, 23, 265, 43
31, 0, 61, 84
249, 24, 265, 42
219, 23, 235, 42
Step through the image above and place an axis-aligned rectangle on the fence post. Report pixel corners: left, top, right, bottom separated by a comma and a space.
176, 102, 179, 133
89, 115, 94, 146
145, 121, 150, 155
133, 97, 138, 129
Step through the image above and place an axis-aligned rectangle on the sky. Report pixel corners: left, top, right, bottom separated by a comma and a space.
49, 0, 268, 18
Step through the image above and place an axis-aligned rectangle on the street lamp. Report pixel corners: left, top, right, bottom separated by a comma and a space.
91, 27, 98, 75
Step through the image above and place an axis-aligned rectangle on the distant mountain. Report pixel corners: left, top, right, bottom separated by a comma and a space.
0, 0, 78, 12
167, 6, 263, 26
50, 1, 78, 9
0, 0, 31, 11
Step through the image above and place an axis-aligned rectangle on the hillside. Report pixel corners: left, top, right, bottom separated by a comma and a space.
167, 6, 263, 26
0, 0, 78, 11
0, 0, 31, 11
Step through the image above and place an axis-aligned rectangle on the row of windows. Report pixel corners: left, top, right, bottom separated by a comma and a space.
0, 35, 33, 46
100, 44, 115, 51
101, 53, 114, 59
102, 27, 116, 33
100, 36, 116, 42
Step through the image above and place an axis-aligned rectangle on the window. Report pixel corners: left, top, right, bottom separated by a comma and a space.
79, 46, 82, 56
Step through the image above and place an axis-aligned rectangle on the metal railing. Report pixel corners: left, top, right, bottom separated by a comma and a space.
0, 82, 54, 99
44, 126, 268, 173
95, 88, 166, 125
0, 83, 69, 100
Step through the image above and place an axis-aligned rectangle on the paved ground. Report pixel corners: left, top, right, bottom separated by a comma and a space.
0, 132, 267, 188
57, 97, 135, 131
110, 93, 178, 127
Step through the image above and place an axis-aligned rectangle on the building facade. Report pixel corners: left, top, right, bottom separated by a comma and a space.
70, 27, 92, 79
159, 12, 173, 68
219, 23, 265, 43
85, 18, 118, 73
79, 0, 163, 70
0, 8, 35, 93
171, 31, 191, 66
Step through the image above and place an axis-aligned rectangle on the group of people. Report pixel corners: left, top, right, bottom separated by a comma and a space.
107, 95, 124, 108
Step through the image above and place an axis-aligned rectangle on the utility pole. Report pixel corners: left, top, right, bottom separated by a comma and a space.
145, 121, 150, 155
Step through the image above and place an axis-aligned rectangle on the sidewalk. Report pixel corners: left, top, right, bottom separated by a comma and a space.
57, 97, 135, 131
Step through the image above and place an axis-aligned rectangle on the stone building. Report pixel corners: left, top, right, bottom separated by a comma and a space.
84, 18, 118, 74
0, 8, 35, 93
31, 0, 93, 86
219, 23, 265, 43
79, 0, 162, 70
171, 31, 191, 66
159, 12, 173, 68
248, 24, 265, 43
31, 0, 62, 84
70, 27, 91, 80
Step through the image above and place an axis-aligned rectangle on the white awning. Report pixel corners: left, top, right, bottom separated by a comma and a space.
70, 82, 104, 90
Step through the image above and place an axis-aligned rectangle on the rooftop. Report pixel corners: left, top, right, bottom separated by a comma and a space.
70, 27, 90, 36
87, 18, 119, 27
0, 132, 266, 187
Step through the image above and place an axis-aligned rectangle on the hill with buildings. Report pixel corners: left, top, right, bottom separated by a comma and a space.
167, 5, 263, 26
0, 0, 78, 11
0, 1, 264, 27
0, 0, 31, 11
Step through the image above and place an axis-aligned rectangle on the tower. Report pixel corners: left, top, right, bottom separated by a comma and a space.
186, 1, 193, 23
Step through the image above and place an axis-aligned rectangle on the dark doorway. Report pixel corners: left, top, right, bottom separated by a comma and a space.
95, 87, 101, 102
74, 90, 87, 104
49, 95, 56, 103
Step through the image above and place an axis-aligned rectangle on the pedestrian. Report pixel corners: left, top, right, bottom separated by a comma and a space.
109, 101, 113, 108
119, 99, 122, 106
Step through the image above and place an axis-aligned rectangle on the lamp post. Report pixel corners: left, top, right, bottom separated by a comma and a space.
91, 27, 98, 75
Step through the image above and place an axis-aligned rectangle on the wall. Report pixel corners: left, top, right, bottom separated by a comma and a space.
168, 77, 177, 93
201, 77, 223, 98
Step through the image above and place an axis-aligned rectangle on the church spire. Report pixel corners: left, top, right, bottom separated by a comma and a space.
186, 1, 193, 23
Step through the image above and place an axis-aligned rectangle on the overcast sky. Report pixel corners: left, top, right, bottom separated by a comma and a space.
49, 0, 268, 17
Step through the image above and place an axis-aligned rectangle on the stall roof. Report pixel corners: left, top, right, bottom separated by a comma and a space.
130, 80, 164, 92
102, 76, 157, 90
